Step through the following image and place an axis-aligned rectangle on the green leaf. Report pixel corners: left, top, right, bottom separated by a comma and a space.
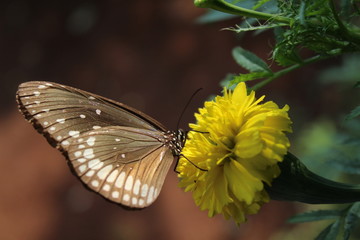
253, 0, 272, 10
315, 220, 341, 240
346, 106, 360, 120
288, 210, 342, 223
343, 202, 360, 240
232, 47, 271, 72
220, 73, 237, 90
196, 10, 237, 24
232, 71, 273, 83
297, 1, 306, 25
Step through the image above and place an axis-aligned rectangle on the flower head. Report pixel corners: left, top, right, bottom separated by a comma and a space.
177, 82, 292, 225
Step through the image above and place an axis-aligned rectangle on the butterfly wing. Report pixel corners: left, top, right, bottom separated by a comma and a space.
16, 81, 176, 208
16, 81, 166, 152
67, 126, 173, 208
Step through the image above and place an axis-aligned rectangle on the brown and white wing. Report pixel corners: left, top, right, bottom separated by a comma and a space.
16, 81, 166, 153
67, 126, 174, 208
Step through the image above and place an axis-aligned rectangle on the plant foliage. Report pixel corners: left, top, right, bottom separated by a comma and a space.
194, 0, 360, 238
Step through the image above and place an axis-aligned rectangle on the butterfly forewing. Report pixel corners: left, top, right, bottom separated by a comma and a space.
16, 81, 166, 151
16, 81, 182, 208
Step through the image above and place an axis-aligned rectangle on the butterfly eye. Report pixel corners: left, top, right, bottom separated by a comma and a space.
16, 81, 185, 208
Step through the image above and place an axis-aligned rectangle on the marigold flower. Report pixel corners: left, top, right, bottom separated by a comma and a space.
177, 82, 292, 225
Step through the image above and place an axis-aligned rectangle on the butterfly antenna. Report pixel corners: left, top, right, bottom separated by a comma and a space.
176, 88, 203, 130
174, 154, 208, 173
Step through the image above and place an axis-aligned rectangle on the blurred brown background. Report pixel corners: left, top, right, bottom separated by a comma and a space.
0, 1, 333, 240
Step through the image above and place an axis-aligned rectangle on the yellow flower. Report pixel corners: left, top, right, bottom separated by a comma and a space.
177, 82, 292, 225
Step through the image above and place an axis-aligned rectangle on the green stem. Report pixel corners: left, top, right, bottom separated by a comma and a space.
251, 54, 328, 91
194, 0, 291, 24
267, 152, 360, 204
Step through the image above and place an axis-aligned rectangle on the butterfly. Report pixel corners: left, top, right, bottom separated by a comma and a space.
16, 81, 186, 208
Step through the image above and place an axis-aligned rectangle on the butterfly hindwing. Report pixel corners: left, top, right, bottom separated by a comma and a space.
67, 126, 174, 208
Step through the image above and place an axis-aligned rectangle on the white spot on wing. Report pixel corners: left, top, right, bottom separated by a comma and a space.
103, 184, 110, 191
124, 176, 133, 191
86, 136, 96, 146
79, 164, 87, 173
83, 149, 94, 159
80, 114, 86, 118
88, 159, 103, 169
56, 118, 65, 124
112, 191, 119, 198
121, 153, 126, 158
115, 138, 120, 142
85, 170, 95, 177
77, 158, 86, 163
33, 91, 40, 96
115, 171, 126, 188
78, 144, 85, 149
141, 184, 149, 197
38, 85, 46, 89
43, 121, 49, 126
147, 186, 155, 204
123, 194, 130, 202
74, 151, 82, 157
69, 130, 80, 138
132, 197, 138, 205
61, 140, 70, 146
106, 170, 119, 183
133, 179, 141, 195
96, 109, 101, 115
139, 199, 145, 206
97, 165, 113, 180
92, 126, 101, 129
91, 180, 99, 187
88, 96, 95, 100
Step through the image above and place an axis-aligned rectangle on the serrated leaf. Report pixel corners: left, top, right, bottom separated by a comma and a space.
346, 106, 360, 120
344, 202, 360, 240
232, 47, 271, 72
315, 220, 341, 240
288, 210, 342, 223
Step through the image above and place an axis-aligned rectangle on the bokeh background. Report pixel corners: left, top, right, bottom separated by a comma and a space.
0, 1, 353, 240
